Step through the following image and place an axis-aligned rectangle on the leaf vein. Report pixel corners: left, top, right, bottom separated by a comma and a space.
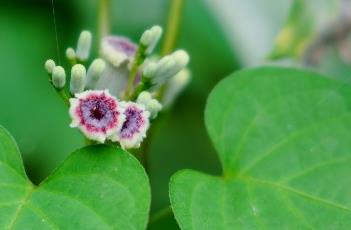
247, 177, 351, 212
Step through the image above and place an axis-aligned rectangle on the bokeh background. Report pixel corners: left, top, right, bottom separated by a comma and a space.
1, 0, 350, 229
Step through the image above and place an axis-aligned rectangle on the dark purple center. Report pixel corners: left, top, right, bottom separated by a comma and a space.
120, 105, 144, 139
90, 105, 104, 120
76, 93, 118, 133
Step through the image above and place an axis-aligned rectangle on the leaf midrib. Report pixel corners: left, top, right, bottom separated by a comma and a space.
243, 176, 351, 213
238, 111, 351, 175
7, 185, 35, 230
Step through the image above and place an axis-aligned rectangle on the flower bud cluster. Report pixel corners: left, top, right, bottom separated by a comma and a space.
65, 30, 92, 62
143, 50, 189, 86
44, 25, 190, 148
137, 91, 162, 119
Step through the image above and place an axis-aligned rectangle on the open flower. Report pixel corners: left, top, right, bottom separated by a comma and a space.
95, 36, 138, 97
100, 36, 137, 67
69, 90, 125, 143
110, 102, 150, 149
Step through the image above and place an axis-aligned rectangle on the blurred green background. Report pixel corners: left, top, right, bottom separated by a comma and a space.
1, 0, 350, 228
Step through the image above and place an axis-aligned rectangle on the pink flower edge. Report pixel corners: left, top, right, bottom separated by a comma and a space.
109, 102, 150, 149
69, 90, 125, 143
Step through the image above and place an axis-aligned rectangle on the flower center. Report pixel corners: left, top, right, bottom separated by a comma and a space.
90, 106, 104, 120
120, 106, 144, 138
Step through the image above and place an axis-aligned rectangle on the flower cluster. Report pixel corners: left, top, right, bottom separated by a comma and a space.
44, 26, 190, 149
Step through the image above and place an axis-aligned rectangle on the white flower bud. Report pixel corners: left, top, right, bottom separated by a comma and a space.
45, 59, 56, 74
136, 91, 162, 119
153, 56, 176, 79
140, 25, 163, 54
76, 30, 92, 61
51, 66, 66, 89
172, 50, 190, 69
143, 61, 158, 78
66, 47, 76, 61
86, 59, 106, 89
136, 91, 152, 105
146, 99, 162, 119
142, 50, 190, 86
70, 64, 86, 94
162, 68, 191, 108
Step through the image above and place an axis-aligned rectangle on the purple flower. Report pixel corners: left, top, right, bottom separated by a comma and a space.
110, 102, 150, 149
100, 36, 137, 67
69, 90, 125, 143
95, 36, 138, 97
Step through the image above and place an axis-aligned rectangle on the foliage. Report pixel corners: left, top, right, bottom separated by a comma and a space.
170, 67, 351, 229
0, 126, 150, 229
1, 0, 351, 229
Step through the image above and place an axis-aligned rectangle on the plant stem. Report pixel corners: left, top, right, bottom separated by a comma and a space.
98, 0, 110, 44
149, 206, 173, 225
140, 126, 152, 173
135, 0, 186, 176
47, 73, 70, 106
56, 89, 70, 106
157, 0, 185, 100
125, 44, 146, 99
162, 0, 185, 55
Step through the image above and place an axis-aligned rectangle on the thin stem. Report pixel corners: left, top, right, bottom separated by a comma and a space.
98, 0, 110, 44
157, 0, 185, 100
130, 79, 152, 100
125, 44, 146, 99
161, 0, 185, 55
140, 127, 152, 173
68, 58, 77, 66
149, 206, 172, 224
131, 0, 186, 178
47, 73, 70, 106
56, 89, 70, 106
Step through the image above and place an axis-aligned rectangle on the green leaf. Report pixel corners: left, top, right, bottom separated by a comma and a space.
170, 67, 351, 229
0, 126, 150, 229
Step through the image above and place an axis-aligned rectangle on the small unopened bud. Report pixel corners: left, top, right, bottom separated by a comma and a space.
45, 59, 56, 74
70, 64, 86, 94
140, 25, 163, 54
172, 50, 190, 69
146, 99, 162, 119
136, 91, 152, 105
66, 47, 76, 61
143, 61, 158, 78
76, 30, 92, 61
162, 68, 191, 108
143, 50, 189, 86
136, 91, 162, 119
86, 59, 106, 89
51, 66, 66, 89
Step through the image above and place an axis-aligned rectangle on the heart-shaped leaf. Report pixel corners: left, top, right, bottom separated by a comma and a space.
170, 67, 351, 229
0, 126, 150, 229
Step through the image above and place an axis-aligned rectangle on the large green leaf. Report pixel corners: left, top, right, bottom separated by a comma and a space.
170, 67, 351, 229
0, 126, 150, 229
